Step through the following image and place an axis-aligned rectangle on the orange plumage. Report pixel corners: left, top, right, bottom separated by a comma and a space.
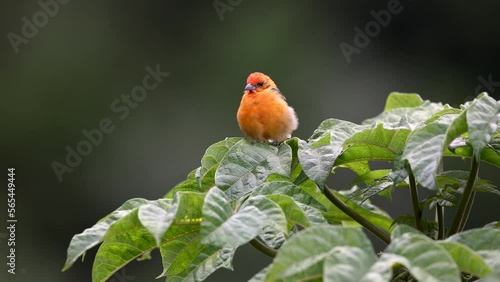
237, 72, 298, 144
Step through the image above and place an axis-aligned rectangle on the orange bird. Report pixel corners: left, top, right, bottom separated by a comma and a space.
237, 72, 298, 144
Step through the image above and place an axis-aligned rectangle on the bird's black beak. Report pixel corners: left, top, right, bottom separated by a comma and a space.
245, 83, 256, 91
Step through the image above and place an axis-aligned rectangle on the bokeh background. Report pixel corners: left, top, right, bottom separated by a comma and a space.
1, 1, 500, 281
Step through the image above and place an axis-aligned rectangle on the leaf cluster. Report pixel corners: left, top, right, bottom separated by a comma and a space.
63, 93, 500, 281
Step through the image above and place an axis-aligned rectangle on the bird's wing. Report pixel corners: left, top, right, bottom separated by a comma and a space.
271, 87, 287, 100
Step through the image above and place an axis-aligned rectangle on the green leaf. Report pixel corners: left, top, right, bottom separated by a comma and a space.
170, 192, 205, 225
425, 107, 464, 125
361, 179, 394, 202
423, 170, 500, 210
252, 181, 325, 212
323, 246, 378, 282
244, 195, 289, 235
285, 137, 302, 181
166, 241, 235, 282
446, 228, 500, 269
439, 241, 492, 278
423, 170, 499, 211
381, 226, 461, 282
391, 218, 437, 238
446, 227, 500, 250
171, 247, 235, 282
437, 170, 499, 196
358, 260, 393, 282
479, 251, 500, 271
138, 203, 171, 246
339, 187, 393, 231
157, 191, 236, 281
159, 225, 202, 278
384, 92, 424, 111
467, 93, 499, 159
482, 272, 500, 282
198, 137, 241, 190
390, 223, 422, 238
425, 192, 457, 208
298, 119, 365, 188
215, 139, 292, 200
92, 209, 157, 282
296, 180, 393, 232
336, 123, 411, 169
389, 151, 409, 186
349, 169, 392, 186
297, 135, 336, 189
200, 187, 234, 245
165, 169, 203, 198
265, 226, 374, 281
402, 112, 467, 189
200, 188, 287, 248
448, 137, 500, 168
337, 160, 371, 176
364, 100, 444, 126
485, 221, 500, 228
62, 198, 156, 271
140, 192, 204, 247
265, 194, 327, 227
258, 226, 287, 249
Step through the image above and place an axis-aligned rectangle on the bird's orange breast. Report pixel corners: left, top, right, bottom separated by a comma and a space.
237, 91, 294, 142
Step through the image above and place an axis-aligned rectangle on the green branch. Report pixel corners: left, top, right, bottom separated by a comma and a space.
435, 160, 445, 240
408, 169, 422, 232
436, 204, 445, 240
250, 237, 277, 258
459, 191, 476, 232
323, 186, 391, 244
448, 157, 480, 236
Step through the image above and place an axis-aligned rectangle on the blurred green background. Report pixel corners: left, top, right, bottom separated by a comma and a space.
1, 1, 500, 281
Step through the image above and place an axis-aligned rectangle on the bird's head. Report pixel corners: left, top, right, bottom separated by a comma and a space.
245, 72, 276, 93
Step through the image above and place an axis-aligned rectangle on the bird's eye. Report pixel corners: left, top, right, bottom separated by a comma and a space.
256, 82, 264, 87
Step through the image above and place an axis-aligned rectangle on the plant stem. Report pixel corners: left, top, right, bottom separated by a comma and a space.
391, 270, 411, 282
408, 169, 422, 232
435, 160, 445, 240
323, 186, 391, 244
249, 237, 277, 258
436, 204, 445, 240
459, 191, 476, 232
448, 157, 480, 236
